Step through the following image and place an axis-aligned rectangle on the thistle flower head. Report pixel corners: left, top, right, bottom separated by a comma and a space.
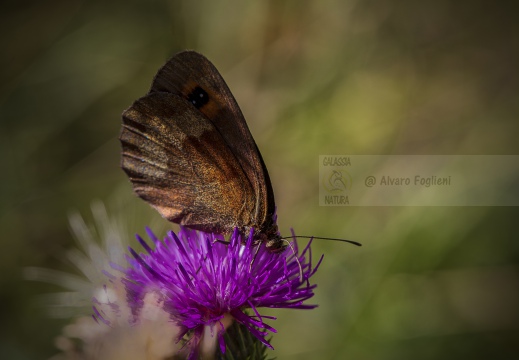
113, 227, 323, 358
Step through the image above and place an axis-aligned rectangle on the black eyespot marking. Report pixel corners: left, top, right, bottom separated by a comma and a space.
187, 86, 209, 109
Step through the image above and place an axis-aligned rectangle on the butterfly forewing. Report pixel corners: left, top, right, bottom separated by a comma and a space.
149, 52, 275, 226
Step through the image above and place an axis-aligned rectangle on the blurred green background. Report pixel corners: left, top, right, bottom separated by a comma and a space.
1, 0, 518, 359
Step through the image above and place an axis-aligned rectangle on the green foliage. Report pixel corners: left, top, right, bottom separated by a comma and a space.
216, 321, 273, 360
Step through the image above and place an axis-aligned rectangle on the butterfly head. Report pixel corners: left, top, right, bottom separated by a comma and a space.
265, 234, 287, 253
254, 225, 287, 253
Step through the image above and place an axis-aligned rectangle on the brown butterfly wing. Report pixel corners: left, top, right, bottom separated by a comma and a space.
120, 92, 257, 234
147, 51, 276, 233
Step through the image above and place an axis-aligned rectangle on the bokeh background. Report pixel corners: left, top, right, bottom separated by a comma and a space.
1, 0, 519, 359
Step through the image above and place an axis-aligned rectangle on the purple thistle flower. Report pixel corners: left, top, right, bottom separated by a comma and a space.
116, 226, 323, 358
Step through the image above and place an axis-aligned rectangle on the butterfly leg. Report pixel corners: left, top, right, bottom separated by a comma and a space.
249, 244, 262, 272
194, 238, 231, 275
213, 239, 230, 245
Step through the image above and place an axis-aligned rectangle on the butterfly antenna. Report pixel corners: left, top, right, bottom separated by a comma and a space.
280, 235, 362, 247
282, 239, 304, 283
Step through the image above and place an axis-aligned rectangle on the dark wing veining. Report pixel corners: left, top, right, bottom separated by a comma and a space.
120, 92, 256, 234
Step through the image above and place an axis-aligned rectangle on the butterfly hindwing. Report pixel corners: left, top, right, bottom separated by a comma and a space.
120, 92, 257, 234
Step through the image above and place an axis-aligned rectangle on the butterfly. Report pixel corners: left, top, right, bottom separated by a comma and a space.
119, 51, 286, 252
